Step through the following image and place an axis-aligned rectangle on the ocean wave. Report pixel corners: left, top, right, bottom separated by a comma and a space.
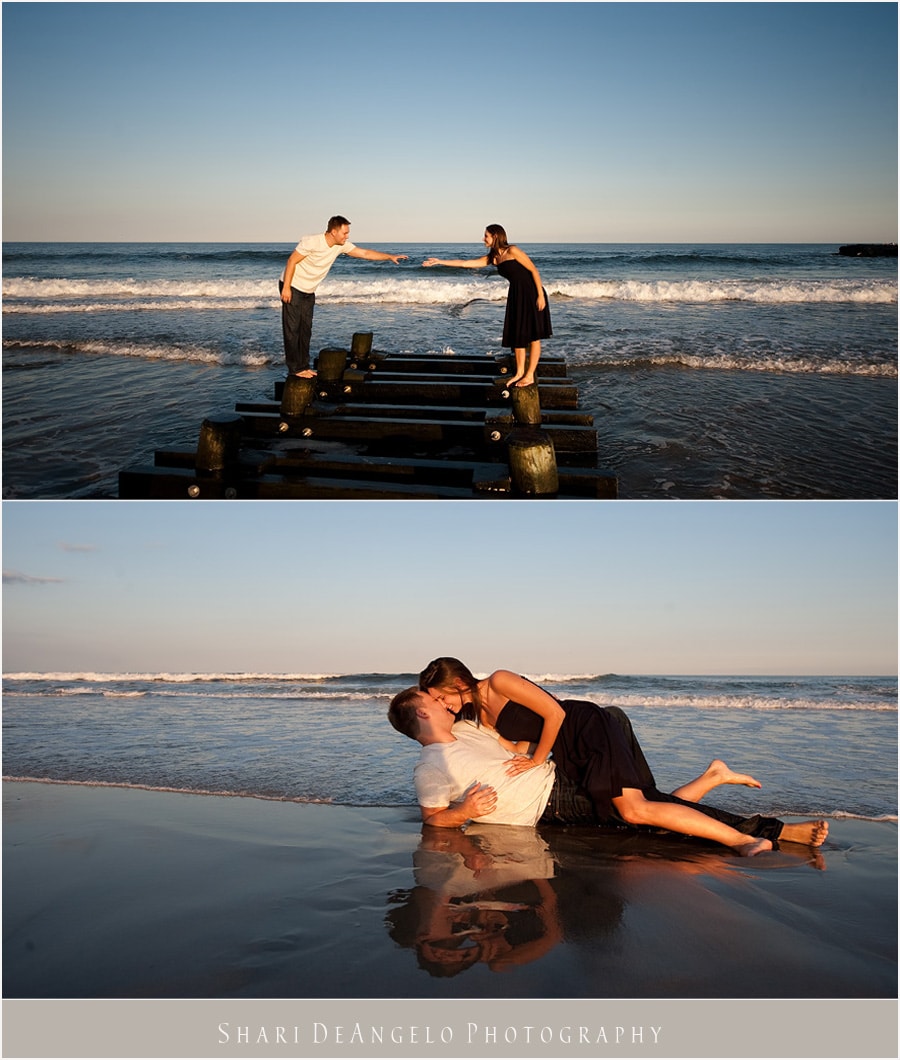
2, 299, 277, 315
577, 692, 896, 712
549, 278, 897, 305
578, 351, 898, 379
2, 338, 275, 368
4, 274, 894, 307
5, 337, 893, 379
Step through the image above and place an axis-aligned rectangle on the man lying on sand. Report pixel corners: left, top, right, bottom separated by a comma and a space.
388, 688, 828, 856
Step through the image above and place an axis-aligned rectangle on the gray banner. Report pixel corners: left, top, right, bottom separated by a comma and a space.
2, 998, 897, 1059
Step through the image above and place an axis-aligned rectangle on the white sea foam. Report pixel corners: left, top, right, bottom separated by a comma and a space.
578, 692, 896, 712
4, 274, 895, 307
5, 336, 893, 377
550, 278, 898, 304
2, 338, 274, 367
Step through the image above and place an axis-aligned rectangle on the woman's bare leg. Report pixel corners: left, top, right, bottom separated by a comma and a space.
613, 787, 772, 856
669, 761, 828, 847
516, 341, 542, 387
506, 348, 527, 386
672, 759, 762, 802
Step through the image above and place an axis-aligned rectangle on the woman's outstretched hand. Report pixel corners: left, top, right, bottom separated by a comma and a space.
423, 258, 441, 268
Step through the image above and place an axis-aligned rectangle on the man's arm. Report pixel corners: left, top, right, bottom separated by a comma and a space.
280, 250, 306, 303
347, 247, 409, 264
420, 781, 498, 828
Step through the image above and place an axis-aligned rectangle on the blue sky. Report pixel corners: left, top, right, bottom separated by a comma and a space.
3, 501, 896, 675
3, 2, 897, 242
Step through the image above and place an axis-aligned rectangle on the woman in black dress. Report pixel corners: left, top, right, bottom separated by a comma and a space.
424, 225, 552, 387
418, 657, 828, 850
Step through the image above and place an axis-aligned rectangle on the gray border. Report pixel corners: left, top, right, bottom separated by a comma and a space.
2, 998, 897, 1058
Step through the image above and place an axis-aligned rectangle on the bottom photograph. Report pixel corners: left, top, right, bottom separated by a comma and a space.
2, 499, 896, 1053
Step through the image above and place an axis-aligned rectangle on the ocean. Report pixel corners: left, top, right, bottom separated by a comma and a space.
2, 242, 896, 499
3, 671, 896, 824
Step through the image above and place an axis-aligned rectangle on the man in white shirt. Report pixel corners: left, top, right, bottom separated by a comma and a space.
279, 216, 408, 377
388, 687, 556, 828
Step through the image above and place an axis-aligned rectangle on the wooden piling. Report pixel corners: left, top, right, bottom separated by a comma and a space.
507, 431, 559, 496
280, 375, 316, 416
351, 332, 373, 356
511, 383, 542, 425
316, 347, 348, 383
195, 413, 243, 473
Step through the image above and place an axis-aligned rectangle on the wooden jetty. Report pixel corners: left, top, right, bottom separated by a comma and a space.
838, 243, 897, 257
118, 333, 618, 499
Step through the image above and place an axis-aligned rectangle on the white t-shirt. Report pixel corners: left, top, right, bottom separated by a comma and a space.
414, 721, 556, 827
282, 233, 357, 293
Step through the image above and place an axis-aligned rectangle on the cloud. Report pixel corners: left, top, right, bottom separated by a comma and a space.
3, 570, 65, 585
58, 542, 97, 553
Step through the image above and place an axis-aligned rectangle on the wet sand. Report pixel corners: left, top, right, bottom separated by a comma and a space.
2, 779, 896, 1056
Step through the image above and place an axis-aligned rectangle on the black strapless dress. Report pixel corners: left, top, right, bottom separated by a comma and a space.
496, 259, 552, 349
494, 696, 785, 840
495, 698, 654, 819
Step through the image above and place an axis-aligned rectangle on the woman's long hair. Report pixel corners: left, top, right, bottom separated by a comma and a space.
418, 657, 481, 721
485, 224, 509, 265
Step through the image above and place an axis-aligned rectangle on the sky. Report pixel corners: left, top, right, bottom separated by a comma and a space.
2, 2, 897, 243
2, 500, 896, 676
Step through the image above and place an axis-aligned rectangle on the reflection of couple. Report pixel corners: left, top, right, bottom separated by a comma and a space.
389, 658, 829, 857
386, 826, 564, 978
280, 217, 550, 387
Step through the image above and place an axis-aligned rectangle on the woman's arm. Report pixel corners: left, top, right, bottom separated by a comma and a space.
486, 670, 565, 772
423, 256, 489, 269
508, 246, 546, 311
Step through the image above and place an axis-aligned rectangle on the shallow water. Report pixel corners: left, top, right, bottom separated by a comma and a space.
3, 242, 896, 498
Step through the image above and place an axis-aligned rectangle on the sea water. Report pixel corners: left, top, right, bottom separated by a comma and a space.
3, 671, 895, 823
3, 242, 896, 498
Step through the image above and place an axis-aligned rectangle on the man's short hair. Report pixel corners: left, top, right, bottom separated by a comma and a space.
388, 686, 425, 740
327, 215, 351, 232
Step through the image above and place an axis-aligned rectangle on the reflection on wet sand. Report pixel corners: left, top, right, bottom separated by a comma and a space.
385, 823, 828, 979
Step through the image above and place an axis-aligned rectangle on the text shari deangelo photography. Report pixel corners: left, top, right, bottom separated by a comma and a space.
216, 1020, 664, 1049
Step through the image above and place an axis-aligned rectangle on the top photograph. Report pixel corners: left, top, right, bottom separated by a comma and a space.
3, 2, 897, 500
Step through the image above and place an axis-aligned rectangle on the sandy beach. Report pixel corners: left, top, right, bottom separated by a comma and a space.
4, 778, 895, 999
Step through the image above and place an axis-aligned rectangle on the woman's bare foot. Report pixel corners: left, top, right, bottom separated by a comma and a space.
672, 759, 763, 803
705, 759, 762, 789
294, 368, 316, 378
779, 820, 828, 847
505, 374, 524, 386
515, 376, 536, 387
734, 836, 773, 857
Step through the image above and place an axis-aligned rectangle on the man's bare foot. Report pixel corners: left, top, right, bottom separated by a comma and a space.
294, 369, 316, 378
779, 820, 828, 847
734, 836, 773, 857
704, 759, 762, 789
